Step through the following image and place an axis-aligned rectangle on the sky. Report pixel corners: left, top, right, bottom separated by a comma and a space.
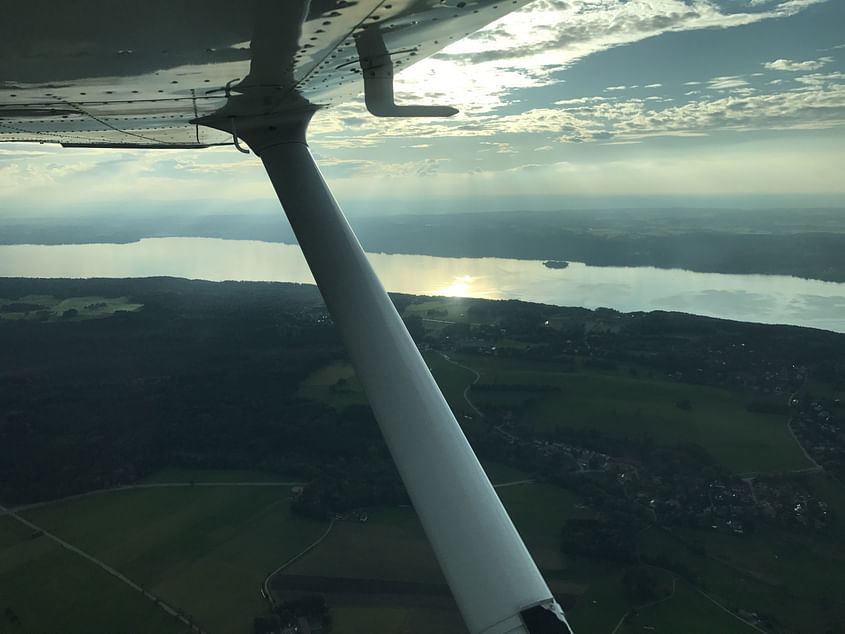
1, 0, 844, 219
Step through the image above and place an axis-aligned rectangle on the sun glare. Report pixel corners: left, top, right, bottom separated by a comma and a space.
432, 274, 476, 297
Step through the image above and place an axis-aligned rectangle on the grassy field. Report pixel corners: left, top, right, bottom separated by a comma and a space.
635, 522, 845, 634
617, 581, 761, 634
402, 298, 477, 324
458, 352, 810, 474
496, 482, 592, 571
296, 354, 480, 421
6, 469, 841, 634
423, 351, 480, 419
0, 294, 142, 321
297, 360, 367, 410
295, 348, 810, 475
0, 516, 190, 634
482, 460, 530, 484
284, 506, 441, 583
276, 484, 594, 634
139, 468, 303, 484
19, 486, 327, 634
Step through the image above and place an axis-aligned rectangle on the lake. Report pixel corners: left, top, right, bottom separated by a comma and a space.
1, 237, 843, 333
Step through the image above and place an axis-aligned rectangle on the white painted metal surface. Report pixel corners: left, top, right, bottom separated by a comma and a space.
254, 132, 567, 634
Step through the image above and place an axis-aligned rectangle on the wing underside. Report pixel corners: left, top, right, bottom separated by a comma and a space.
0, 0, 528, 148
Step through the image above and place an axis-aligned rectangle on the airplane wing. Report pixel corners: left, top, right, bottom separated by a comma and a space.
1, 2, 575, 632
1, 0, 526, 147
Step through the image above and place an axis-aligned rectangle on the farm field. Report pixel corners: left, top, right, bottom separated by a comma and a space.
5, 478, 591, 634
635, 523, 845, 634
3, 469, 842, 634
615, 581, 761, 634
455, 352, 810, 474
0, 294, 142, 321
16, 485, 327, 634
139, 468, 304, 484
297, 335, 812, 476
0, 515, 189, 634
297, 360, 367, 410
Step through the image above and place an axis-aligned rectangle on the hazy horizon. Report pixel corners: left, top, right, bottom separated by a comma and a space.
2, 0, 844, 220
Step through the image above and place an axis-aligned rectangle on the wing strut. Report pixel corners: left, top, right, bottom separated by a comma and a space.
237, 113, 573, 634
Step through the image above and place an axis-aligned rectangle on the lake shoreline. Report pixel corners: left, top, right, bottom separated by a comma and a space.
1, 237, 843, 334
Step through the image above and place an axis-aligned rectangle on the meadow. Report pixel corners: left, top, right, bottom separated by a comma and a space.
0, 515, 189, 634
17, 484, 327, 634
0, 294, 142, 321
453, 352, 810, 474
4, 467, 841, 634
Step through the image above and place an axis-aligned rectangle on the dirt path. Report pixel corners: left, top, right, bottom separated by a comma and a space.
609, 576, 677, 634
435, 350, 484, 418
0, 502, 207, 633
262, 518, 335, 606
11, 481, 306, 513
696, 588, 770, 634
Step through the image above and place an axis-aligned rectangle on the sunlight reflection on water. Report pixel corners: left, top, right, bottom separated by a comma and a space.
1, 237, 843, 333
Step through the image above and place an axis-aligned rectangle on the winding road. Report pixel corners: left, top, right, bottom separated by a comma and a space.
435, 350, 484, 418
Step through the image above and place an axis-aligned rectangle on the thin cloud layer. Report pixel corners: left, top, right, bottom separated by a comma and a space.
764, 57, 833, 71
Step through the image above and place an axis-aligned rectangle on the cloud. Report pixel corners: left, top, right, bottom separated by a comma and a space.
312, 69, 845, 148
363, 0, 832, 119
763, 57, 833, 71
708, 76, 751, 90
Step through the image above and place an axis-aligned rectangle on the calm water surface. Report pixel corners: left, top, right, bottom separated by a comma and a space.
1, 237, 843, 333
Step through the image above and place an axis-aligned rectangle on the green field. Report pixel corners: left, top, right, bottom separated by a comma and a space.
634, 522, 845, 634
402, 298, 477, 324
140, 468, 303, 484
297, 360, 368, 410
296, 351, 810, 474
423, 351, 480, 419
5, 470, 843, 634
617, 581, 761, 634
0, 515, 190, 634
17, 486, 327, 634
296, 304, 808, 477
458, 352, 810, 473
296, 354, 481, 422
0, 294, 142, 321
284, 506, 440, 583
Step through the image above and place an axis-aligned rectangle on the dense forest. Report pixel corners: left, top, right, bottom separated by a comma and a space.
2, 277, 843, 509
0, 278, 401, 505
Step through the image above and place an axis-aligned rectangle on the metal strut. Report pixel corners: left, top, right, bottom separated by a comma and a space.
237, 114, 572, 634
356, 29, 458, 118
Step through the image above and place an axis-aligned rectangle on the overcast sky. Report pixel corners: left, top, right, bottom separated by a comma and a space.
2, 0, 844, 218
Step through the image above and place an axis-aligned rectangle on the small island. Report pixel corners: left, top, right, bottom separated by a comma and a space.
543, 260, 569, 269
